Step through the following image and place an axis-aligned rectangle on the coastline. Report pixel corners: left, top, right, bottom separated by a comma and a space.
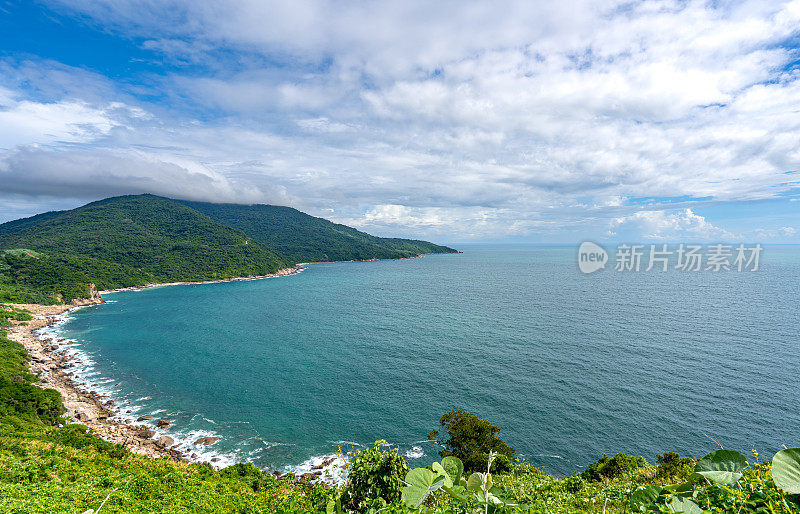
3, 265, 303, 467
5, 300, 187, 462
98, 264, 302, 294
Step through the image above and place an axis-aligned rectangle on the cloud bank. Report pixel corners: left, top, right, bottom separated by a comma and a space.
1, 0, 799, 241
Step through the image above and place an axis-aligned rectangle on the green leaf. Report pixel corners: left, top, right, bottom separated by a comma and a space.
442, 484, 467, 501
663, 482, 693, 497
772, 448, 800, 494
401, 468, 446, 508
694, 449, 747, 484
466, 472, 484, 493
630, 485, 663, 510
432, 462, 453, 488
666, 496, 702, 513
485, 492, 503, 505
441, 456, 463, 484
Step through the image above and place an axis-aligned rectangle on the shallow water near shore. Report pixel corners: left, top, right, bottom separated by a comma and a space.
53, 245, 800, 476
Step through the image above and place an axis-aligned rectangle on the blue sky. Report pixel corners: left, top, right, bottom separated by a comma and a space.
0, 0, 799, 243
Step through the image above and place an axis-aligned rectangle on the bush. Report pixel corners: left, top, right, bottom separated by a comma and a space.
341, 440, 410, 511
428, 409, 516, 473
580, 452, 648, 481
655, 451, 694, 481
49, 424, 128, 458
0, 378, 64, 425
218, 462, 273, 491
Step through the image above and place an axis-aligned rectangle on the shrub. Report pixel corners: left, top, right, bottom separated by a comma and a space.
49, 424, 128, 458
560, 474, 585, 493
341, 440, 410, 511
580, 452, 648, 481
0, 378, 64, 425
428, 409, 516, 473
218, 462, 272, 491
655, 451, 694, 481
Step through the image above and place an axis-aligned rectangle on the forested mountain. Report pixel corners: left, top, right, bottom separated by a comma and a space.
0, 194, 456, 303
179, 200, 457, 263
0, 195, 290, 302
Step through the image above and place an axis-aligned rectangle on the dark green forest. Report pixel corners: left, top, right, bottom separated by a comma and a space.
0, 195, 455, 303
180, 200, 457, 263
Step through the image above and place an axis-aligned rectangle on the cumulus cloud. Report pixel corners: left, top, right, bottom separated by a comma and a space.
609, 209, 738, 241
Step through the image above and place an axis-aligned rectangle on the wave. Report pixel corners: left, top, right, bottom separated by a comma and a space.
39, 313, 239, 470
405, 446, 425, 459
287, 453, 348, 486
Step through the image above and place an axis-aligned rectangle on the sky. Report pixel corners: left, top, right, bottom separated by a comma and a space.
0, 0, 799, 243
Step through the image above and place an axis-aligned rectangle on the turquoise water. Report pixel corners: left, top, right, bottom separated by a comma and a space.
54, 245, 800, 476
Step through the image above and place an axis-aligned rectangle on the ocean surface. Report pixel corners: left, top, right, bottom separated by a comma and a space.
49, 244, 800, 478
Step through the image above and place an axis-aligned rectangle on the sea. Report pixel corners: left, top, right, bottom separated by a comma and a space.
44, 244, 800, 480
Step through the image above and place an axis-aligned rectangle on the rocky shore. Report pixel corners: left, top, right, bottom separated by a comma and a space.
2, 266, 306, 466
5, 299, 192, 461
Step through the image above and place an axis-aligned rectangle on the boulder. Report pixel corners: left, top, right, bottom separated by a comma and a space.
136, 415, 154, 422
75, 410, 91, 422
139, 429, 156, 439
194, 436, 220, 446
155, 436, 174, 448
156, 419, 171, 429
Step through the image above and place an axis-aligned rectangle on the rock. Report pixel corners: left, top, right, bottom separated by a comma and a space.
211, 457, 220, 463
156, 436, 174, 448
194, 436, 220, 446
311, 464, 323, 470
139, 429, 156, 439
156, 419, 171, 429
75, 410, 91, 422
136, 415, 154, 422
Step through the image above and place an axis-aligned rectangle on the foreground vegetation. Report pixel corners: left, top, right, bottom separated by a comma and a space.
2, 305, 798, 512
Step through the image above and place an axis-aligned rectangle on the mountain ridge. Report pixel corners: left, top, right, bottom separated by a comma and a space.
0, 194, 456, 303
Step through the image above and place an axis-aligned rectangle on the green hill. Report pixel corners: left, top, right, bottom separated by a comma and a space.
179, 200, 458, 263
0, 195, 291, 302
0, 194, 456, 303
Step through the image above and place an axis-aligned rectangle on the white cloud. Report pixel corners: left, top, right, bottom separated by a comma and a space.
1, 0, 798, 240
0, 98, 121, 149
609, 209, 738, 241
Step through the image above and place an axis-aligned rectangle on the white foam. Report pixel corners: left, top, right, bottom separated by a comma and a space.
405, 446, 425, 459
287, 453, 349, 486
40, 313, 239, 470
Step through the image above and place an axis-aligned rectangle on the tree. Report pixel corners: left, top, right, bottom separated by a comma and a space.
428, 410, 515, 472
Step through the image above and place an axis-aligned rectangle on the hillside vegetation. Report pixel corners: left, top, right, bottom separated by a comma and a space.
180, 200, 457, 263
0, 195, 455, 303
